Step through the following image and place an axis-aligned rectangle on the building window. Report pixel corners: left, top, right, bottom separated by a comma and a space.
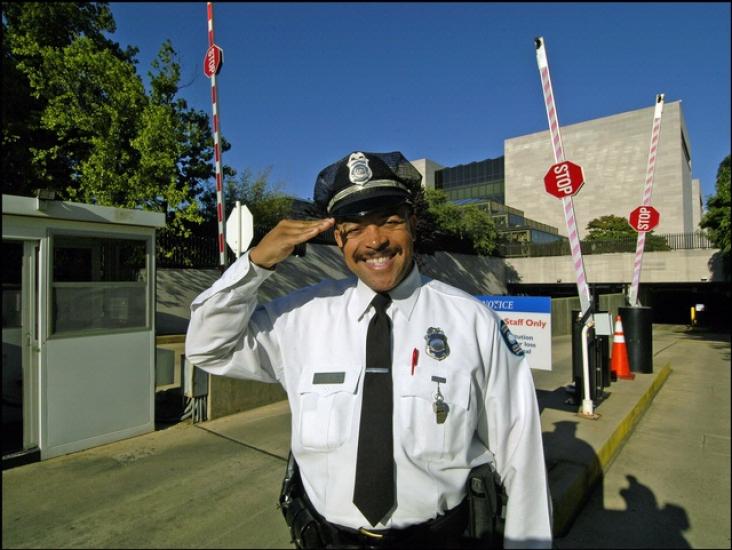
51, 235, 148, 335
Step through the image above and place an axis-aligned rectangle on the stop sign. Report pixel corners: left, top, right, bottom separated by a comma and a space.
628, 205, 660, 232
203, 44, 224, 78
544, 161, 585, 198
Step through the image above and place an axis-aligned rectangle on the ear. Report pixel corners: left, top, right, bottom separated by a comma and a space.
408, 214, 418, 242
334, 227, 344, 248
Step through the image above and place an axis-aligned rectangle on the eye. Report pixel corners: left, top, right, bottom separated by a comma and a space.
383, 216, 405, 228
340, 225, 364, 239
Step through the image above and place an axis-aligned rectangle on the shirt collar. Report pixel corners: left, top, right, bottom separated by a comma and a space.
350, 262, 422, 322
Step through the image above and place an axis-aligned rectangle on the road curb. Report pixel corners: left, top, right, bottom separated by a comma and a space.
551, 364, 672, 536
597, 364, 672, 471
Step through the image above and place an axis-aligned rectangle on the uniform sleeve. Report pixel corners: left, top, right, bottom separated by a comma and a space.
185, 251, 284, 386
478, 315, 553, 548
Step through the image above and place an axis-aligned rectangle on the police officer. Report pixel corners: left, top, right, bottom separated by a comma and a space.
185, 151, 553, 548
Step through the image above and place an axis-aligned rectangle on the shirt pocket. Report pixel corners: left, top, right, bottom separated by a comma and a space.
398, 371, 473, 462
297, 367, 361, 452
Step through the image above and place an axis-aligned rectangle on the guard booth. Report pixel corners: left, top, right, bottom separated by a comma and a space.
2, 194, 165, 468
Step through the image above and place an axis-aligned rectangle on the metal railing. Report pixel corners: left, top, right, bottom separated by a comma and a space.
496, 231, 714, 258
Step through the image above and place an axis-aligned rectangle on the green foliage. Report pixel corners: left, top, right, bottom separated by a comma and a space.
700, 155, 731, 255
411, 187, 439, 256
423, 189, 497, 255
197, 168, 293, 235
584, 214, 669, 251
3, 3, 124, 194
36, 36, 147, 200
584, 215, 636, 240
2, 4, 220, 245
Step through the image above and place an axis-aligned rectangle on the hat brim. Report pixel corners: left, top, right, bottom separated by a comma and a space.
329, 186, 411, 218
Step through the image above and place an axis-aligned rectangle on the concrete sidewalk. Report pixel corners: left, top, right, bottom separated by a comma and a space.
2, 325, 701, 549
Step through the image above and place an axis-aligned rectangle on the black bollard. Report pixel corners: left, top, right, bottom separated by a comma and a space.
618, 306, 653, 374
571, 310, 604, 402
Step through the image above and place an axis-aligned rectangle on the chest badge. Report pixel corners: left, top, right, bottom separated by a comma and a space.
425, 327, 450, 361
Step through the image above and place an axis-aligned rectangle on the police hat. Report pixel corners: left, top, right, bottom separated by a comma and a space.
313, 151, 422, 218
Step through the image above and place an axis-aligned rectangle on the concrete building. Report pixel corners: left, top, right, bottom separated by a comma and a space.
410, 158, 444, 191
504, 100, 702, 238
413, 156, 566, 246
412, 100, 703, 240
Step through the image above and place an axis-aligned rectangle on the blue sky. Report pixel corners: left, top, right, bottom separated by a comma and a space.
109, 2, 730, 205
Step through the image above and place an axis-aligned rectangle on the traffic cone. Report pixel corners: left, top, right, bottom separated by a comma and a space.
611, 315, 634, 380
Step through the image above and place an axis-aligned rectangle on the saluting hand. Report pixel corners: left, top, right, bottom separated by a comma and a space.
249, 218, 335, 269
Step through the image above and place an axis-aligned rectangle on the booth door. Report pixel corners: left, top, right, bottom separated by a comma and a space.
43, 233, 154, 459
2, 240, 40, 462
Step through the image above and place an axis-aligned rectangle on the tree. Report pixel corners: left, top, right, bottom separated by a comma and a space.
411, 187, 439, 256
700, 155, 731, 254
422, 189, 498, 255
583, 214, 669, 251
585, 215, 637, 240
2, 4, 225, 242
130, 39, 223, 236
2, 2, 137, 196
36, 35, 148, 201
197, 167, 293, 235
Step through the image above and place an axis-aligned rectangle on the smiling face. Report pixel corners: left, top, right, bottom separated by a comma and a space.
334, 205, 416, 293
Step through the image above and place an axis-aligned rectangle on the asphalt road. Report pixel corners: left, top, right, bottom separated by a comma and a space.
3, 325, 727, 549
554, 329, 731, 549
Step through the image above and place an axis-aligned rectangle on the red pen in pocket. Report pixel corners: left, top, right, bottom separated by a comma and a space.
411, 348, 419, 375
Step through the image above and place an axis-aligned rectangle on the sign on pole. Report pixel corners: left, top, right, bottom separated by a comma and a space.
226, 201, 254, 258
628, 205, 660, 233
205, 2, 227, 269
203, 44, 224, 78
535, 36, 592, 315
628, 94, 665, 307
544, 161, 586, 198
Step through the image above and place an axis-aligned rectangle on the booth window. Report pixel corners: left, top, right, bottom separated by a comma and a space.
2, 241, 23, 329
51, 236, 148, 334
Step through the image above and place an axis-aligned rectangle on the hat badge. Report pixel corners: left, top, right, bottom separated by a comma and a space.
347, 152, 373, 185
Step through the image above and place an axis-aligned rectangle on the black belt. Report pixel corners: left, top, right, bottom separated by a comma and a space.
322, 498, 469, 548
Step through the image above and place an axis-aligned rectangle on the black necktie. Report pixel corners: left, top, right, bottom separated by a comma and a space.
353, 293, 395, 526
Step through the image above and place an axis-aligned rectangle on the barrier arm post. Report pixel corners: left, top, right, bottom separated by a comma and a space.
628, 94, 665, 307
535, 36, 597, 418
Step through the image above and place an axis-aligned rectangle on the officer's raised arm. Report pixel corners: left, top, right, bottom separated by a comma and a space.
185, 217, 333, 384
250, 217, 334, 269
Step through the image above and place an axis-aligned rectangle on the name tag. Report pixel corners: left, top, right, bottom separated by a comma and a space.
312, 372, 346, 385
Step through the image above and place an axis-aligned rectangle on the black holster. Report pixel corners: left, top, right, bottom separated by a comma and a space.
278, 452, 329, 549
466, 462, 507, 549
279, 452, 506, 549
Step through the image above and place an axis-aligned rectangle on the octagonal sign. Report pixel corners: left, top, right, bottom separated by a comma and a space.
226, 202, 253, 255
203, 44, 224, 78
628, 205, 660, 233
544, 161, 585, 198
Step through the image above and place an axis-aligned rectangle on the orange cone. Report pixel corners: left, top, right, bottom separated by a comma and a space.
611, 315, 634, 380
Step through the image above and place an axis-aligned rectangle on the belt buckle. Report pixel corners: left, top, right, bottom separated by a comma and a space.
358, 527, 385, 540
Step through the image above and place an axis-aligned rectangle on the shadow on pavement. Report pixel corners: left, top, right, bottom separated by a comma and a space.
555, 473, 691, 549
536, 387, 582, 414
544, 417, 691, 548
